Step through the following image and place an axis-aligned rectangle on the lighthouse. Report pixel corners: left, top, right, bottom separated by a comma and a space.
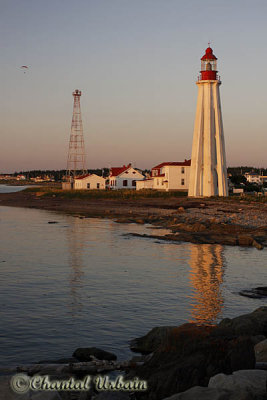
188, 46, 228, 197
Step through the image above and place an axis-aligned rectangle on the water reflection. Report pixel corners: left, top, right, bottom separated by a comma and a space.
188, 244, 225, 325
66, 218, 85, 315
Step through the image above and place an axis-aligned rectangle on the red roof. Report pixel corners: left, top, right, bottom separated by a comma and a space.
75, 174, 91, 180
201, 47, 217, 61
152, 160, 191, 170
110, 163, 132, 177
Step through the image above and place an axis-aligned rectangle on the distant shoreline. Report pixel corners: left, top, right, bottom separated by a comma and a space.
0, 189, 266, 249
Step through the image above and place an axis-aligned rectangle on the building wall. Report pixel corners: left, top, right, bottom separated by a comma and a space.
152, 176, 166, 190
166, 165, 190, 190
136, 180, 153, 190
62, 182, 72, 190
74, 175, 106, 190
110, 167, 144, 189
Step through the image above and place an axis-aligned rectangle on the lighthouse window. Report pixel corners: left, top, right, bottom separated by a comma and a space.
181, 167, 185, 174
181, 179, 185, 186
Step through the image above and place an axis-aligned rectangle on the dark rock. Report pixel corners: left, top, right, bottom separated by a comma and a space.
94, 392, 130, 400
255, 339, 267, 362
131, 323, 255, 399
37, 357, 78, 364
238, 235, 254, 246
130, 326, 176, 354
163, 386, 254, 400
134, 219, 146, 224
48, 221, 59, 224
252, 240, 264, 250
217, 307, 267, 338
251, 335, 266, 346
209, 370, 267, 398
73, 347, 117, 362
239, 287, 267, 299
239, 290, 263, 299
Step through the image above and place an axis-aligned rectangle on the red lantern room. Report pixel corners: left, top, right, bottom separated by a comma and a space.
200, 46, 218, 80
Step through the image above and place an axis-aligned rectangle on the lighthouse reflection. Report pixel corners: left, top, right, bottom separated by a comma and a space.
188, 244, 225, 325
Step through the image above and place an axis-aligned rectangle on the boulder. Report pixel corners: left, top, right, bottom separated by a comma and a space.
251, 335, 266, 346
130, 326, 176, 354
209, 370, 267, 397
163, 386, 254, 400
73, 347, 117, 361
38, 357, 78, 364
255, 339, 267, 362
217, 307, 267, 337
237, 235, 254, 246
131, 323, 255, 399
93, 393, 130, 400
0, 376, 62, 399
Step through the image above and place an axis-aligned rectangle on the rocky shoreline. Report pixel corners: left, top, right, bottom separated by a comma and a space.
3, 307, 267, 400
0, 190, 266, 249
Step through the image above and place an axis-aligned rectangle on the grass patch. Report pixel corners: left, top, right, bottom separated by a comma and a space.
23, 187, 267, 202
24, 187, 188, 199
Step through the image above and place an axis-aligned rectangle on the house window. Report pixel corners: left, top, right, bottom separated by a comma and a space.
97, 183, 100, 189
132, 180, 136, 187
123, 180, 128, 187
115, 180, 117, 186
162, 180, 164, 185
181, 167, 185, 174
87, 183, 90, 189
157, 179, 159, 185
181, 179, 185, 185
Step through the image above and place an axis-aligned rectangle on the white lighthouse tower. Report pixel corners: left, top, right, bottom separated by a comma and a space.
188, 46, 228, 197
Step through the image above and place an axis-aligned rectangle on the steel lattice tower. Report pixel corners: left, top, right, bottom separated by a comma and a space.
66, 89, 86, 181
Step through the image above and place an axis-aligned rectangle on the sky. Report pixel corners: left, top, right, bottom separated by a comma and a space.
1, 0, 266, 173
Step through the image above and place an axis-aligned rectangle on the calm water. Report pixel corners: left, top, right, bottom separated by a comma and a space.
0, 188, 267, 366
0, 184, 28, 193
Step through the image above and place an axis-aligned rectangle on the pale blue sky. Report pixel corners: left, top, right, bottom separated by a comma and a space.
1, 0, 266, 172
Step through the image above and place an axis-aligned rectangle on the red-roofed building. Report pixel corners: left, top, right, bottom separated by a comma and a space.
136, 160, 191, 191
109, 163, 144, 189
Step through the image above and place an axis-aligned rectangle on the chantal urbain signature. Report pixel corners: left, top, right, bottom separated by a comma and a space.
10, 373, 148, 394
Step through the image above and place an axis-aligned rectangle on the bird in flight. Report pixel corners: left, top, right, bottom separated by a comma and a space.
20, 65, 29, 74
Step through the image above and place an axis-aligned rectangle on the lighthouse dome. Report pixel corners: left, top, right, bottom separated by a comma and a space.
201, 46, 217, 60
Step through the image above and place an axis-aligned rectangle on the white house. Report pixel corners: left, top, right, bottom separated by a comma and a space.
244, 172, 267, 185
16, 175, 26, 180
74, 174, 106, 190
136, 160, 191, 191
109, 164, 144, 189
